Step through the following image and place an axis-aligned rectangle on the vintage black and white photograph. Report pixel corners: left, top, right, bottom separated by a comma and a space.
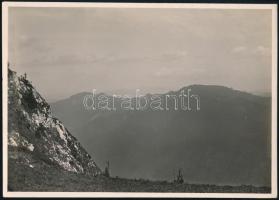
2, 2, 277, 198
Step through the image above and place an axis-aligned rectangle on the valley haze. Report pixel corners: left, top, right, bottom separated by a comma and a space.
51, 84, 271, 186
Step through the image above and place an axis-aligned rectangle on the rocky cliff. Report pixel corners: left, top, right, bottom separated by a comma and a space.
8, 68, 101, 175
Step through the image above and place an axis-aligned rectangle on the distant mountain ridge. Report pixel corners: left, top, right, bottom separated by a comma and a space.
51, 84, 271, 186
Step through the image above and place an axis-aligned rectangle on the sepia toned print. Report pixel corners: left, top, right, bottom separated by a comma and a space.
2, 2, 277, 198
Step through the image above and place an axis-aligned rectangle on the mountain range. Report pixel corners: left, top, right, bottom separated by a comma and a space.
50, 85, 271, 186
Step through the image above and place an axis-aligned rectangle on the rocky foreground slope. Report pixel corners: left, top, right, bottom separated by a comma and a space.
8, 68, 101, 178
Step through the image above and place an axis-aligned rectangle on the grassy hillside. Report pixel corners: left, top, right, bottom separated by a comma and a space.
8, 148, 270, 193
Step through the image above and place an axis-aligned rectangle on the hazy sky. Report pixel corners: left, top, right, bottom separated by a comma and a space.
9, 7, 272, 102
